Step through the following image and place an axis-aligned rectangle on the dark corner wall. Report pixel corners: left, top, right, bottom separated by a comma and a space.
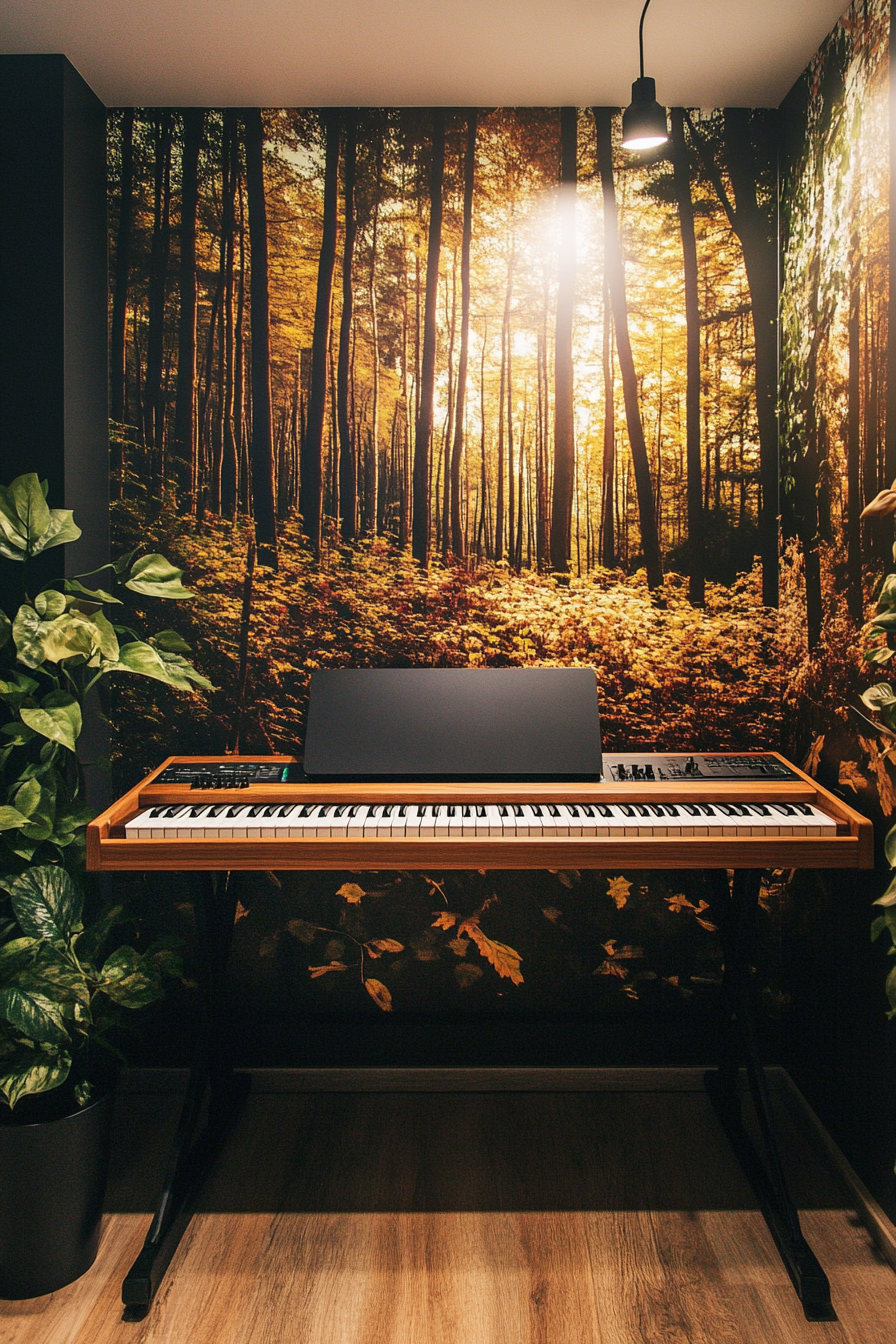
0, 55, 108, 583
0, 54, 110, 789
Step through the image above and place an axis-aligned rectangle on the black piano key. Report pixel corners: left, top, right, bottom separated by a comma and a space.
227, 805, 245, 818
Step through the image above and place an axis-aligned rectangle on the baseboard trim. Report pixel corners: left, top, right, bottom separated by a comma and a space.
119, 1064, 783, 1094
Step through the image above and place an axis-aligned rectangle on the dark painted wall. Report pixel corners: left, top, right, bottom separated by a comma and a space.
0, 55, 109, 792
0, 55, 108, 583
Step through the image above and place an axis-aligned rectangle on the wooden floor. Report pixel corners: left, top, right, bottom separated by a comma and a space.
1, 1075, 895, 1344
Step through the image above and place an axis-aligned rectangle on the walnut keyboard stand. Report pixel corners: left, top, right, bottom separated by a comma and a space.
88, 752, 872, 1323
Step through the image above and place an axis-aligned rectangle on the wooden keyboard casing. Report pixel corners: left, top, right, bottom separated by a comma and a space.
86, 753, 874, 872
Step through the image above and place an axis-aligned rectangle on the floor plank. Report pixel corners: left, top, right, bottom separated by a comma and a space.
1, 1084, 895, 1344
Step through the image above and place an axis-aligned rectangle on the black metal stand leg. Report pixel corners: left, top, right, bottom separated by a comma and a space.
704, 869, 835, 1322
122, 872, 251, 1320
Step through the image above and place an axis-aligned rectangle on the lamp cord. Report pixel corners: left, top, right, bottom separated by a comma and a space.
638, 0, 653, 80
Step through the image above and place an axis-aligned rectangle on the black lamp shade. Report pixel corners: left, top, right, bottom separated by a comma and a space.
621, 76, 669, 150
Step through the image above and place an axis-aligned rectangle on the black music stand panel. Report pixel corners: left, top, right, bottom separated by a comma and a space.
302, 667, 603, 782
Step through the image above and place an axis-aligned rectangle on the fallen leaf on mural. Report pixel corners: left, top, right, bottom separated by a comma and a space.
432, 912, 457, 930
542, 906, 563, 923
309, 961, 347, 978
607, 876, 632, 908
448, 936, 470, 957
802, 735, 825, 777
336, 882, 365, 903
594, 961, 628, 978
460, 918, 524, 984
259, 936, 278, 958
234, 901, 250, 922
838, 760, 868, 793
364, 977, 392, 1011
666, 893, 695, 913
364, 939, 404, 958
859, 736, 896, 816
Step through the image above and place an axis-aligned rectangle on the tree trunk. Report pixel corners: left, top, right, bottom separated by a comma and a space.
594, 107, 664, 591
301, 112, 341, 557
220, 110, 239, 518
449, 111, 477, 558
243, 108, 279, 567
369, 131, 384, 535
600, 280, 616, 568
721, 110, 779, 606
173, 109, 204, 510
847, 240, 863, 621
110, 109, 135, 435
887, 0, 896, 493
550, 107, 577, 575
671, 108, 704, 606
412, 111, 445, 565
144, 112, 174, 468
337, 113, 358, 543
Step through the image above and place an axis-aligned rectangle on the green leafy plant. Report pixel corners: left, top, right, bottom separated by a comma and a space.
0, 472, 211, 1109
854, 490, 896, 1022
0, 866, 183, 1109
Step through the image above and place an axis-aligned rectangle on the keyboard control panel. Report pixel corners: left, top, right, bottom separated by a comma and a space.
603, 753, 799, 783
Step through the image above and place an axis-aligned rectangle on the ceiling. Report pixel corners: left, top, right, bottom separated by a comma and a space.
0, 0, 850, 109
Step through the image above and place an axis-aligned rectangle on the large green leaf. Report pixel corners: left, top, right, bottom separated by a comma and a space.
860, 683, 896, 712
0, 805, 28, 832
11, 605, 54, 667
0, 474, 80, 560
151, 629, 193, 654
0, 1046, 71, 1108
11, 777, 42, 819
125, 554, 195, 600
24, 945, 89, 1006
0, 671, 40, 709
98, 946, 163, 1008
110, 640, 211, 691
41, 610, 119, 664
33, 590, 67, 619
4, 865, 83, 942
876, 574, 896, 613
0, 985, 69, 1044
63, 578, 122, 605
20, 691, 82, 752
0, 937, 39, 981
157, 651, 214, 690
0, 611, 10, 650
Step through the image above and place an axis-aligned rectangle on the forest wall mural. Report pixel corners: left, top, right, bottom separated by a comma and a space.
103, 0, 895, 1059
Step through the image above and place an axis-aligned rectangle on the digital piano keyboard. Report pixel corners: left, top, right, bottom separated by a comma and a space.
86, 752, 874, 872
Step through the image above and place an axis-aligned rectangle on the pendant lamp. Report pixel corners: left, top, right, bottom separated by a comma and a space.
621, 0, 669, 151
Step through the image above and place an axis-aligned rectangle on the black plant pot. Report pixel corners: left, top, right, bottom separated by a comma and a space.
0, 1089, 114, 1298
